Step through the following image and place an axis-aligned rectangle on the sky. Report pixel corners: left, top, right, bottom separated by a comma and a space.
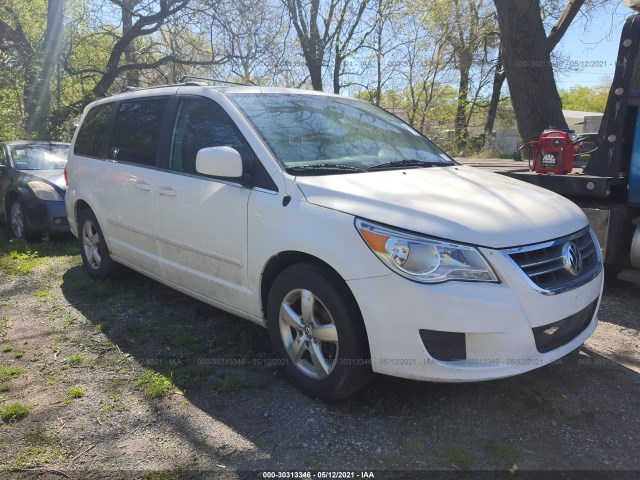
555, 1, 635, 89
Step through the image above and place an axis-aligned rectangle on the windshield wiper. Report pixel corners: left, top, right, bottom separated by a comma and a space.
367, 159, 453, 171
287, 163, 367, 175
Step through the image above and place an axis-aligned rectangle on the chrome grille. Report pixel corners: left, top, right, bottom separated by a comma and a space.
503, 228, 602, 295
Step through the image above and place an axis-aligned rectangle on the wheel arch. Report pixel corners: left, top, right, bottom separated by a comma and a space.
73, 199, 92, 226
4, 189, 18, 221
260, 251, 369, 345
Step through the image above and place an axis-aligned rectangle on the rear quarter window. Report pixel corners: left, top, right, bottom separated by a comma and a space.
74, 103, 114, 158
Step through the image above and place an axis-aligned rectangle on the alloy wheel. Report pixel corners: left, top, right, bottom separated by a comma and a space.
278, 288, 339, 379
10, 202, 25, 239
82, 220, 102, 270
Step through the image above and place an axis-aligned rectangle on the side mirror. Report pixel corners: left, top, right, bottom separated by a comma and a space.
195, 146, 243, 178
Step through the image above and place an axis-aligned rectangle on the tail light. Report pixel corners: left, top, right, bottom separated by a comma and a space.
64, 163, 68, 185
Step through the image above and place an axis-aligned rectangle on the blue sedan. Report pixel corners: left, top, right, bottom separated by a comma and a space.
0, 141, 70, 240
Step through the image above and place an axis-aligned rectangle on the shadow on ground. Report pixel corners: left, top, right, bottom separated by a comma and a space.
56, 261, 640, 474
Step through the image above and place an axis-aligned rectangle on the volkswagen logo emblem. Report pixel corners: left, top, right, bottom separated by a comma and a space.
562, 242, 582, 276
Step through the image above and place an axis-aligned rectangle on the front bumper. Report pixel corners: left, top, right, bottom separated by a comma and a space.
347, 247, 603, 382
23, 197, 70, 234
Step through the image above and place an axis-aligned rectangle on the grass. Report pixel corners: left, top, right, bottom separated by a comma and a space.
136, 370, 175, 399
404, 439, 425, 455
11, 444, 63, 468
0, 248, 43, 276
169, 334, 207, 353
14, 352, 23, 359
502, 388, 567, 414
1, 345, 12, 352
34, 290, 49, 297
24, 430, 58, 446
0, 385, 9, 392
0, 365, 25, 382
487, 443, 517, 465
363, 397, 386, 416
143, 467, 191, 480
445, 447, 473, 470
164, 365, 209, 390
68, 386, 85, 398
0, 229, 77, 276
96, 322, 111, 333
218, 375, 249, 392
0, 402, 30, 421
66, 353, 89, 366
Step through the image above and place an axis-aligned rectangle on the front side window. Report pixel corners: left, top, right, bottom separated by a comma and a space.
169, 99, 247, 175
0, 147, 6, 167
110, 98, 167, 166
10, 144, 69, 170
74, 103, 114, 158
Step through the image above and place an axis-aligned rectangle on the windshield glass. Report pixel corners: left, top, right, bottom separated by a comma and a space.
10, 144, 69, 170
229, 93, 455, 173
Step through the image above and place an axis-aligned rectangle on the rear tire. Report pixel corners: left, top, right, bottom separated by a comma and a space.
267, 263, 373, 400
78, 209, 118, 279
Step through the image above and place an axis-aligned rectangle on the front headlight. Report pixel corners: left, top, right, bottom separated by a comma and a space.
355, 219, 498, 284
27, 181, 63, 201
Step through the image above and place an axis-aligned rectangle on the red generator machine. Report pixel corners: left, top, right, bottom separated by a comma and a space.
520, 130, 575, 174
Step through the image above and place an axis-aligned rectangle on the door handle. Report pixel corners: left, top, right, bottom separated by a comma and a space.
157, 186, 177, 197
135, 181, 151, 191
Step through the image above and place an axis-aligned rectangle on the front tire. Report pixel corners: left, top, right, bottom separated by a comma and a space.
9, 199, 38, 241
267, 263, 372, 400
78, 209, 118, 279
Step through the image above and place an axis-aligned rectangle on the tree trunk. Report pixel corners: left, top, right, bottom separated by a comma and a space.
23, 62, 39, 137
308, 58, 323, 91
454, 55, 471, 149
374, 12, 382, 106
482, 71, 505, 144
333, 46, 342, 94
122, 0, 140, 88
493, 0, 567, 142
284, 0, 325, 91
483, 49, 506, 144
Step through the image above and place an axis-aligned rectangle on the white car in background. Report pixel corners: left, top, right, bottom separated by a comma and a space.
64, 84, 603, 399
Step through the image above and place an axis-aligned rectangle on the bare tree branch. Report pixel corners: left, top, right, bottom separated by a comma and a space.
546, 0, 585, 52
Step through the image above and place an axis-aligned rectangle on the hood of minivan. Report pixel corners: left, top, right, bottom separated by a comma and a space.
294, 165, 587, 249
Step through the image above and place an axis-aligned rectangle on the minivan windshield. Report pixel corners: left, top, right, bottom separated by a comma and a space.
229, 93, 455, 174
10, 144, 68, 170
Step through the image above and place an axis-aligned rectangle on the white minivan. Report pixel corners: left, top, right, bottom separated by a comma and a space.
65, 84, 603, 399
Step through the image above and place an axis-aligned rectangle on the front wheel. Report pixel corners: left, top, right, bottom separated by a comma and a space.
9, 199, 38, 241
267, 263, 372, 400
78, 209, 118, 279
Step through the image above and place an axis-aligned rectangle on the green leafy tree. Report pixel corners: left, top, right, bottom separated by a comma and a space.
559, 83, 609, 113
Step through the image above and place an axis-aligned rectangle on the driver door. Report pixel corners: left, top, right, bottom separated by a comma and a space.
154, 97, 251, 310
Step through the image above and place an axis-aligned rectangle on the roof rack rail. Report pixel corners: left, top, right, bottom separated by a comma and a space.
120, 83, 182, 93
178, 75, 255, 87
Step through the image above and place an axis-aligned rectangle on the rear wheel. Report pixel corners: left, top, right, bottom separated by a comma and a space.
267, 263, 372, 400
78, 209, 118, 279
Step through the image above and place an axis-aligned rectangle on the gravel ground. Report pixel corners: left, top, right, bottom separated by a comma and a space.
0, 232, 638, 479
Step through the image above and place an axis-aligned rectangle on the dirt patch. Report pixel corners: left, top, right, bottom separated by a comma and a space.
0, 231, 638, 478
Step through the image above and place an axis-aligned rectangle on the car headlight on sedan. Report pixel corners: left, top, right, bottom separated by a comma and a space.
27, 181, 63, 201
355, 219, 498, 284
